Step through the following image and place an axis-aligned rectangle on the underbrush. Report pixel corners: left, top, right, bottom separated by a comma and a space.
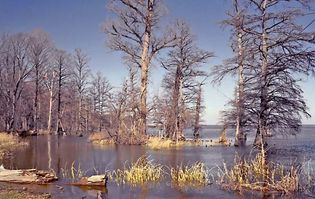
217, 146, 315, 195
110, 156, 163, 186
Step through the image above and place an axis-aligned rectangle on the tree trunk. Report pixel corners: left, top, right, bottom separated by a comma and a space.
138, 0, 154, 136
177, 72, 184, 141
34, 64, 39, 132
78, 95, 82, 132
254, 0, 268, 147
47, 89, 53, 132
235, 20, 246, 146
56, 63, 63, 135
9, 97, 16, 131
171, 65, 183, 142
193, 85, 202, 140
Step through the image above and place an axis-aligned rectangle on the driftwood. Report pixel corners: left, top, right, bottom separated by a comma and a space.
0, 165, 57, 184
71, 175, 108, 187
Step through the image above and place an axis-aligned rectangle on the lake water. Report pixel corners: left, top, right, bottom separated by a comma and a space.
1, 126, 315, 198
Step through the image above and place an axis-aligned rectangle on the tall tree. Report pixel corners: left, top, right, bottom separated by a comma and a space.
28, 29, 52, 132
162, 22, 213, 142
192, 77, 208, 140
89, 73, 112, 132
53, 49, 71, 135
0, 33, 32, 131
43, 64, 57, 133
247, 0, 315, 146
72, 48, 90, 133
104, 0, 177, 136
212, 0, 315, 146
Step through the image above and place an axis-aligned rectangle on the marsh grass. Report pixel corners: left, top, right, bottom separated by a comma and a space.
146, 137, 200, 150
170, 162, 209, 187
61, 161, 86, 181
0, 133, 28, 158
110, 156, 164, 186
218, 146, 315, 195
88, 132, 115, 145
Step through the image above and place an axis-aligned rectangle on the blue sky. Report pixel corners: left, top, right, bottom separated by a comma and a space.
0, 0, 314, 124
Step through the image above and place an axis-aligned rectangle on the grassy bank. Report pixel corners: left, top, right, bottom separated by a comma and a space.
0, 133, 27, 159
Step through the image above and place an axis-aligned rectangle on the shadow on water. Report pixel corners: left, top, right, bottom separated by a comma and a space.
0, 126, 314, 198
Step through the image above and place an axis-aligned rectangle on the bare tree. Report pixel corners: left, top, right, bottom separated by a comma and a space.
43, 64, 57, 133
28, 29, 52, 132
247, 0, 314, 146
53, 49, 72, 135
0, 33, 33, 131
89, 72, 112, 132
72, 48, 90, 133
192, 77, 209, 140
104, 0, 177, 136
212, 0, 315, 146
161, 22, 213, 142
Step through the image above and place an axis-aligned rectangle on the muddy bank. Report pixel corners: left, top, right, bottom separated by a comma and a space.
0, 183, 51, 199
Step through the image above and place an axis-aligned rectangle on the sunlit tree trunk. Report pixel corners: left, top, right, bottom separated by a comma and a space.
47, 88, 53, 132
254, 0, 268, 147
234, 0, 246, 146
138, 0, 154, 136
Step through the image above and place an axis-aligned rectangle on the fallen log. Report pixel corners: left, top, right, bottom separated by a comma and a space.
0, 165, 57, 184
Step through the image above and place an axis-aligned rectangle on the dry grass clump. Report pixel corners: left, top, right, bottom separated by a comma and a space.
218, 146, 314, 194
0, 133, 27, 158
147, 137, 173, 150
147, 137, 200, 150
110, 156, 164, 186
217, 128, 231, 146
88, 132, 115, 145
171, 162, 209, 187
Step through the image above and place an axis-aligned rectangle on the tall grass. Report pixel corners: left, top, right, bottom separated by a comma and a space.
146, 137, 200, 150
217, 146, 315, 194
0, 133, 27, 158
61, 161, 86, 181
146, 137, 173, 149
88, 132, 115, 145
170, 162, 209, 187
110, 156, 164, 186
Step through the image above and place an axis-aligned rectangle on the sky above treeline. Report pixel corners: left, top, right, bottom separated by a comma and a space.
0, 0, 314, 124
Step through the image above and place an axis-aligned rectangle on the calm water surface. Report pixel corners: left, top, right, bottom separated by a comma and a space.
1, 126, 315, 199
